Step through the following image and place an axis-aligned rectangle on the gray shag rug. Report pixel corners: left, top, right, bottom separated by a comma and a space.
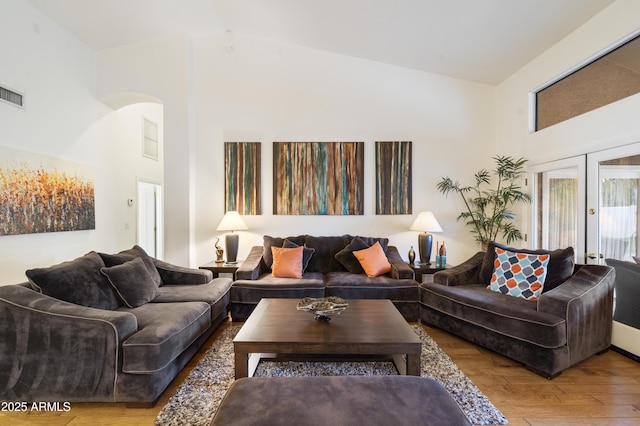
155, 324, 508, 425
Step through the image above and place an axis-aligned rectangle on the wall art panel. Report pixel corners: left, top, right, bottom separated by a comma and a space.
273, 142, 364, 215
224, 142, 261, 215
376, 141, 412, 215
0, 146, 95, 235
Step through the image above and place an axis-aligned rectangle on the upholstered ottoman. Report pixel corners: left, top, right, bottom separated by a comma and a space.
211, 376, 472, 425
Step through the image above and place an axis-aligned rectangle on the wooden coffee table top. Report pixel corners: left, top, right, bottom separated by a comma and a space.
234, 298, 421, 351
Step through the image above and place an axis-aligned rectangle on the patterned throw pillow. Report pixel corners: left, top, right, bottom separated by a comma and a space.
479, 241, 574, 292
489, 247, 550, 300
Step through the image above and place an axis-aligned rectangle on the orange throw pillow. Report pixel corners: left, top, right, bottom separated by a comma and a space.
271, 246, 304, 278
353, 241, 392, 277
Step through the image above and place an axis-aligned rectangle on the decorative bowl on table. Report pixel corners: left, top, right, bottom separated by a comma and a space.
296, 296, 349, 321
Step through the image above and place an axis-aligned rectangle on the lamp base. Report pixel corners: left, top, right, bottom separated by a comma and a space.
417, 233, 433, 266
225, 233, 239, 263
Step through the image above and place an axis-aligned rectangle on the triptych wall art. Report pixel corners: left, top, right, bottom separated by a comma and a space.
0, 139, 410, 236
224, 141, 412, 216
0, 146, 95, 236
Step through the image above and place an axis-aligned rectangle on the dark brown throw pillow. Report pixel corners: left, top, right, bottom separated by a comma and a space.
99, 245, 161, 287
335, 236, 371, 274
355, 236, 389, 253
479, 241, 575, 292
26, 251, 120, 310
263, 235, 306, 269
283, 239, 315, 272
100, 257, 161, 308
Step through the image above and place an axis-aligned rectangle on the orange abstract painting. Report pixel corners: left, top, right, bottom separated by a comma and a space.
0, 147, 95, 235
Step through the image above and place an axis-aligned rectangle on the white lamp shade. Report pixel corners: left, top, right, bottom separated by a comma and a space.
216, 211, 248, 231
409, 211, 443, 233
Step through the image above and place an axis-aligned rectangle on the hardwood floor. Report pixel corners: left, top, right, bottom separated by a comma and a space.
428, 326, 640, 426
3, 319, 640, 425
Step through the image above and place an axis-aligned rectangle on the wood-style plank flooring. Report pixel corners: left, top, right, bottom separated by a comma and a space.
3, 319, 640, 425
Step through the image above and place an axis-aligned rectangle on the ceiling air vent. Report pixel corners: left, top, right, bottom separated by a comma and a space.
0, 86, 24, 108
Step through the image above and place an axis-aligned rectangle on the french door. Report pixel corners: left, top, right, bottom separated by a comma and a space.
529, 157, 586, 263
586, 143, 640, 264
530, 141, 640, 264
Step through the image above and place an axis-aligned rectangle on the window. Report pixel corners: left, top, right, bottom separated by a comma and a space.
534, 31, 640, 131
142, 117, 159, 160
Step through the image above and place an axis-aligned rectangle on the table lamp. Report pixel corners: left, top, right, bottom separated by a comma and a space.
216, 211, 248, 263
409, 211, 443, 265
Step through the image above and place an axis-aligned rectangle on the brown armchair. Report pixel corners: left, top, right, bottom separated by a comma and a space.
420, 243, 615, 378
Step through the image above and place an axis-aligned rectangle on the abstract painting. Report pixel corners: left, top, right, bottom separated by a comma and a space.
273, 142, 364, 215
224, 142, 261, 215
0, 146, 95, 235
376, 141, 412, 215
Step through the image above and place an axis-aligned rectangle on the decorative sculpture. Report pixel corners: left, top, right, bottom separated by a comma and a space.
297, 297, 349, 321
215, 238, 224, 263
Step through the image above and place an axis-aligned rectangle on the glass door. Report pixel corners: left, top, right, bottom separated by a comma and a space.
587, 143, 640, 264
529, 156, 586, 263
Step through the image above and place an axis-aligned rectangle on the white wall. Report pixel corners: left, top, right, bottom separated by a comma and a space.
7, 0, 635, 281
0, 0, 163, 284
495, 0, 640, 247
22, 0, 625, 280
107, 102, 164, 246
96, 36, 194, 266
96, 31, 497, 269
192, 33, 495, 266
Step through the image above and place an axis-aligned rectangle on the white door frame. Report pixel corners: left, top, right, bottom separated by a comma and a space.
528, 156, 586, 263
137, 178, 163, 259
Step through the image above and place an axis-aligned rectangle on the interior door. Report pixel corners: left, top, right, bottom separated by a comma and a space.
138, 180, 163, 259
586, 143, 640, 264
529, 156, 586, 263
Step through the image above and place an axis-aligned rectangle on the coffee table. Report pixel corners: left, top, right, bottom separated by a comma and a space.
233, 298, 422, 379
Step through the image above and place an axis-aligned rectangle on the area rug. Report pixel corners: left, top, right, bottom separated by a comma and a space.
155, 325, 508, 425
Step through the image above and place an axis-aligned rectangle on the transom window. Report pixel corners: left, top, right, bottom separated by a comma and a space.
534, 31, 640, 131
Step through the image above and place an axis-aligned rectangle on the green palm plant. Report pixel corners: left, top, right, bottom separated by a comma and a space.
437, 155, 531, 247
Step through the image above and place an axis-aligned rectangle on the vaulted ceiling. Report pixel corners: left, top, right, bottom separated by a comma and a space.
27, 0, 615, 85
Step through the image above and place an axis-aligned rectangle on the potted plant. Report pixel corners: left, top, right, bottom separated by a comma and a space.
436, 155, 530, 249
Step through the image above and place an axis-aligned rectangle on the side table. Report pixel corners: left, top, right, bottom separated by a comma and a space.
409, 263, 449, 283
199, 261, 241, 280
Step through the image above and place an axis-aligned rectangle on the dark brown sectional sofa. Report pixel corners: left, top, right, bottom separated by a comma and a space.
0, 235, 615, 412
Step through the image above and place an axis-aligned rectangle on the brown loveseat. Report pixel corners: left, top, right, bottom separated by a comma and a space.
230, 235, 420, 321
0, 245, 232, 406
420, 242, 615, 378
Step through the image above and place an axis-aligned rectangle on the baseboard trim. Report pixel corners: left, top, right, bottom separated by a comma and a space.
611, 345, 640, 363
